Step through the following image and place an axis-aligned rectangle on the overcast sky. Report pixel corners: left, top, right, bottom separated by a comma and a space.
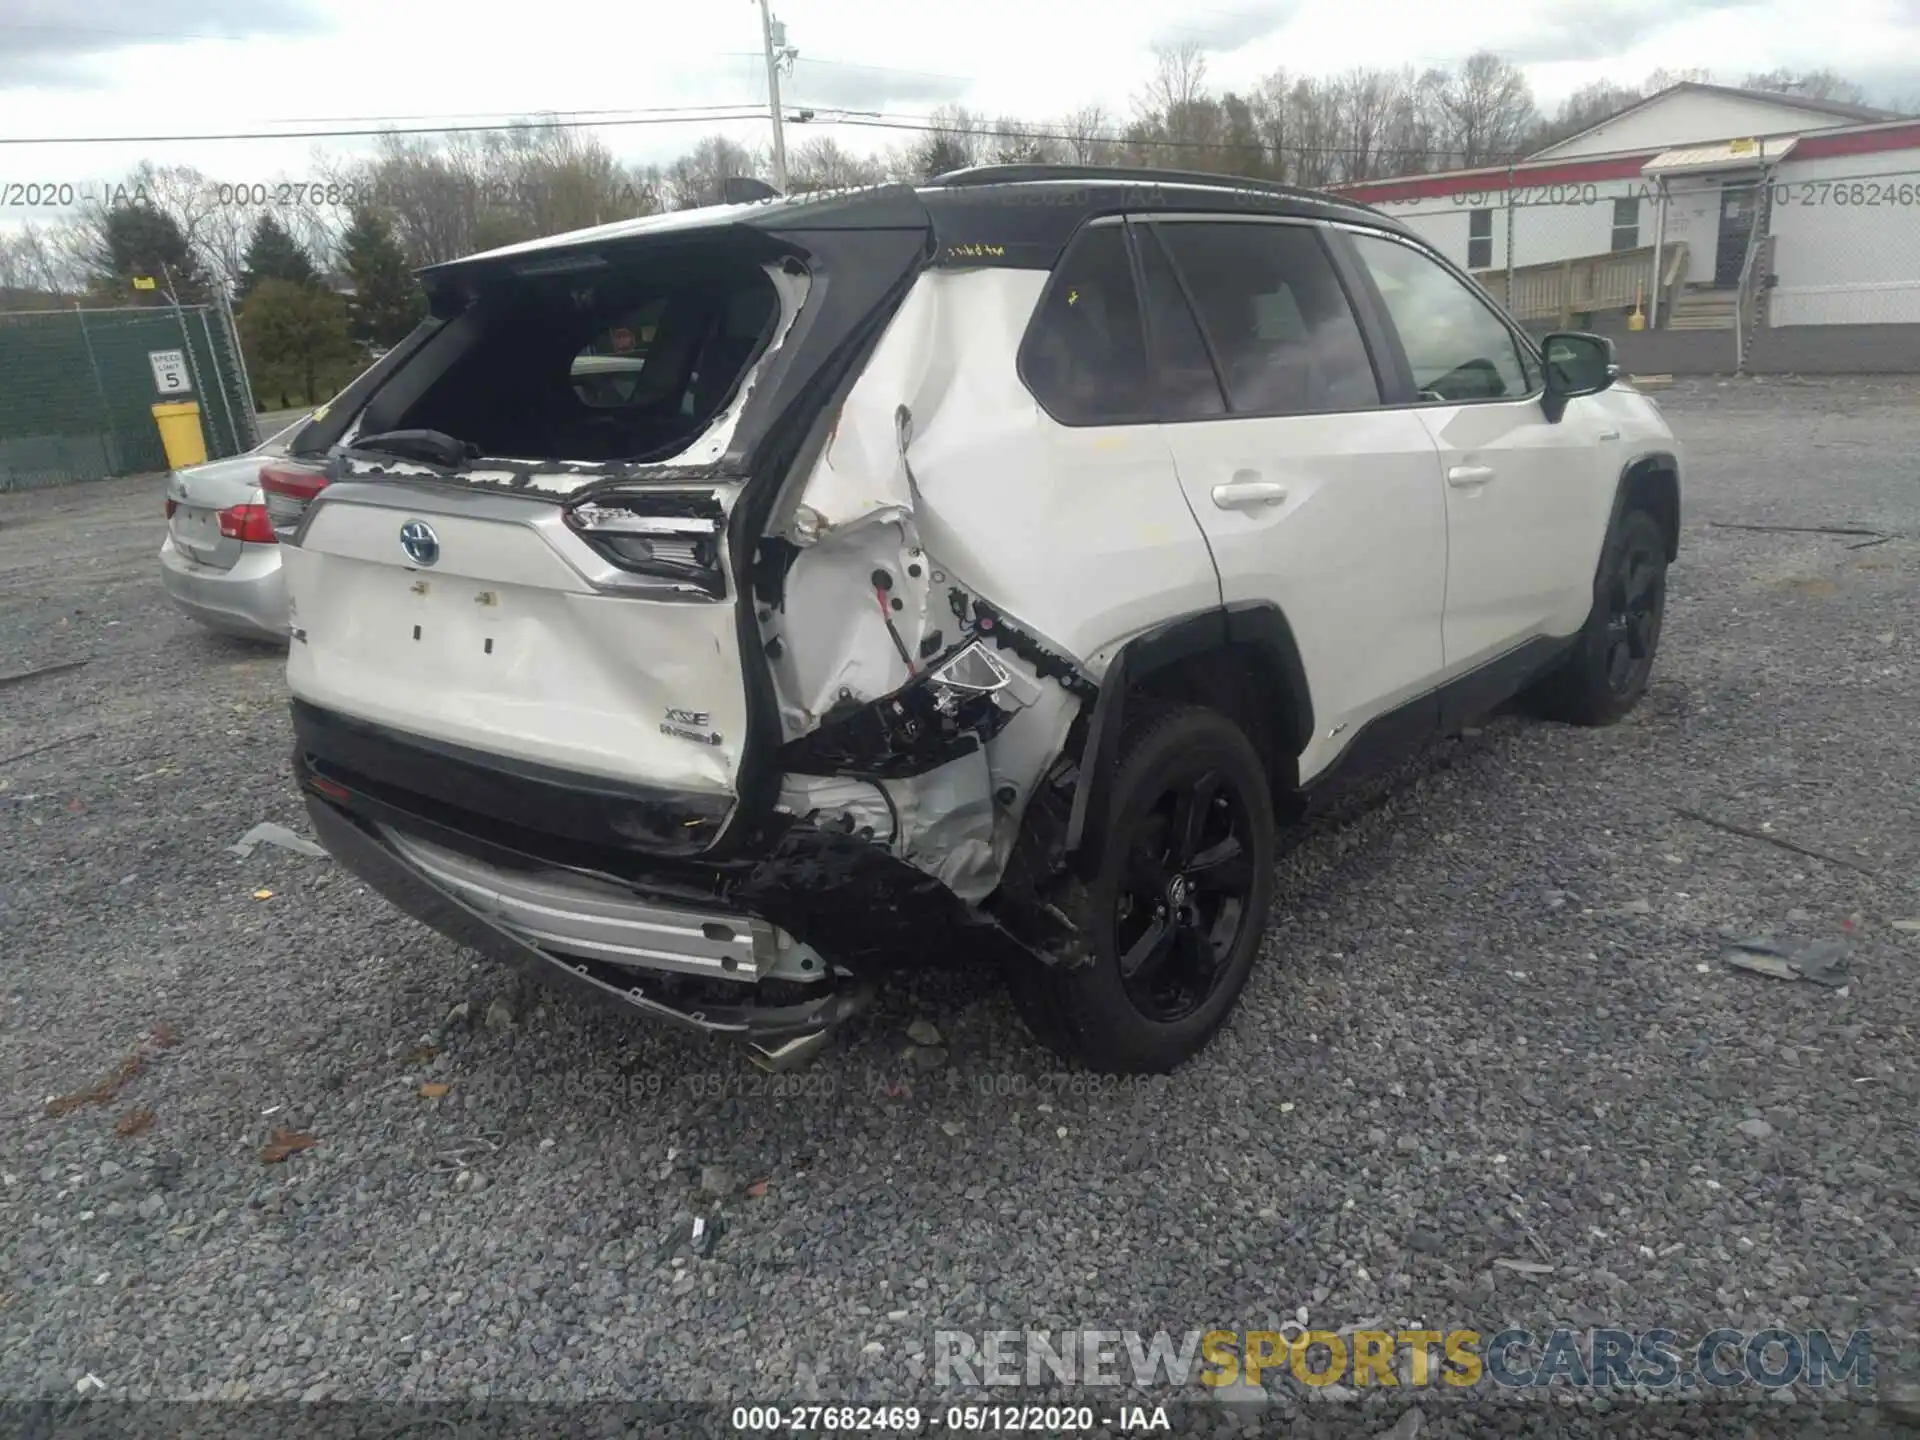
2, 0, 1918, 210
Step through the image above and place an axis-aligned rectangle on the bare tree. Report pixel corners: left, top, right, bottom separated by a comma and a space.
1283, 75, 1344, 188
1335, 68, 1423, 183
1432, 52, 1538, 168
907, 106, 988, 178
0, 221, 87, 300
664, 135, 764, 209
1134, 41, 1220, 159
987, 115, 1061, 165
1058, 104, 1118, 165
1743, 68, 1871, 105
786, 136, 886, 192
1140, 41, 1209, 117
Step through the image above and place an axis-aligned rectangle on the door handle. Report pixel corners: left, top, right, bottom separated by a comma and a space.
1211, 478, 1288, 511
1446, 464, 1496, 488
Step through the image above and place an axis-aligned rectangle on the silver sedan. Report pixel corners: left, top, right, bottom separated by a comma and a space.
158, 416, 309, 642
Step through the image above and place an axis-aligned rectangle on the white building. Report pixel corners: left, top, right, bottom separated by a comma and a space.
1336, 83, 1920, 336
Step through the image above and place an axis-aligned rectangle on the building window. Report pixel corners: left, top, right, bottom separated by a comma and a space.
1467, 208, 1493, 270
1611, 197, 1640, 251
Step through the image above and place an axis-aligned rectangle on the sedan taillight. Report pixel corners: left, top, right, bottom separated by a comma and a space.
218, 502, 278, 545
259, 463, 329, 540
164, 498, 178, 519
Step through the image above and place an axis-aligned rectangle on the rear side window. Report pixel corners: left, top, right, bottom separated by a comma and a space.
1134, 226, 1226, 421
1153, 221, 1381, 416
1350, 233, 1532, 403
1020, 225, 1151, 426
372, 256, 781, 463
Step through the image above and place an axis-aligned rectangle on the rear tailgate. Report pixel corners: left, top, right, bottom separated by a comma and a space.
281, 191, 935, 858
283, 478, 747, 807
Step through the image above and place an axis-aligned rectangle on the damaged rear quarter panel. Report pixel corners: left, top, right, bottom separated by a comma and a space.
764, 266, 1223, 897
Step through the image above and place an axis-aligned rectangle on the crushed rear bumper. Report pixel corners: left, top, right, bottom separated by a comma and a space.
293, 701, 1052, 1054
304, 791, 873, 1050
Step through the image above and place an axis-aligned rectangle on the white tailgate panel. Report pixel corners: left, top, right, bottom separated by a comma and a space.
284, 504, 746, 794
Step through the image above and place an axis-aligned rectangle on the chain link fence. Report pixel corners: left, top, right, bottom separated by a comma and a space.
0, 301, 258, 493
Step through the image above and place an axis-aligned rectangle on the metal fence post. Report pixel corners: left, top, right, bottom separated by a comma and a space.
217, 285, 260, 449
72, 303, 118, 476
1505, 164, 1517, 308
200, 308, 241, 456
161, 263, 216, 456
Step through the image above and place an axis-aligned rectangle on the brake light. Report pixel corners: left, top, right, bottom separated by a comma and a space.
259, 463, 329, 540
564, 491, 728, 599
218, 502, 278, 545
165, 498, 178, 519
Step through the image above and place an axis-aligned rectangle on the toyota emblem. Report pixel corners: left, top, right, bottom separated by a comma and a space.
399, 519, 440, 567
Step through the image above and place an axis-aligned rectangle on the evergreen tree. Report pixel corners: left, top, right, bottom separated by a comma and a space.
236, 215, 316, 304
239, 278, 354, 406
88, 205, 211, 304
338, 206, 425, 350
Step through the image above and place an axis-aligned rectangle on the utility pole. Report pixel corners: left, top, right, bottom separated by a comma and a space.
755, 0, 795, 192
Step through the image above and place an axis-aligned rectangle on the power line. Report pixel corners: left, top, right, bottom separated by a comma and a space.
253, 102, 773, 128
0, 108, 773, 147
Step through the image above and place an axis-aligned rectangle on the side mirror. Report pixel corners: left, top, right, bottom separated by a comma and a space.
1540, 331, 1619, 423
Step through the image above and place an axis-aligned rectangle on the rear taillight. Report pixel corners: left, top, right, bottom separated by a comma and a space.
218, 502, 278, 545
564, 492, 727, 599
259, 463, 329, 540
164, 498, 178, 519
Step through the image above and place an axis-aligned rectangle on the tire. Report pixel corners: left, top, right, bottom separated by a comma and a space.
1008, 704, 1276, 1074
1530, 508, 1669, 727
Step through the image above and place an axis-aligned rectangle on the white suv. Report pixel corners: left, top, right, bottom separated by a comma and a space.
271, 165, 1680, 1075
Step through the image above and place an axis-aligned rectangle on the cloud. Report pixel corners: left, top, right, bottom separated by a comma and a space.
779, 58, 974, 112
1497, 0, 1750, 62
1148, 1, 1298, 55
0, 0, 330, 86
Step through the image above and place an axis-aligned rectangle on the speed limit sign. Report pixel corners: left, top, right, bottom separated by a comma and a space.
148, 349, 192, 395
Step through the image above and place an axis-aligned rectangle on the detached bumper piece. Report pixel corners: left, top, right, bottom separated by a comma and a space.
305, 792, 870, 1058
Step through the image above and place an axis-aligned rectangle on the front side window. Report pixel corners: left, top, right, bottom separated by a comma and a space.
1152, 220, 1381, 417
1020, 224, 1150, 425
1350, 233, 1532, 403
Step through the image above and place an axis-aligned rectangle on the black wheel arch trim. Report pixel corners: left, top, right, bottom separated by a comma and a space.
1606, 449, 1682, 569
1062, 600, 1314, 865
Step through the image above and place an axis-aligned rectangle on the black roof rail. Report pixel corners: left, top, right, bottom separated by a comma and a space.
925, 163, 1344, 203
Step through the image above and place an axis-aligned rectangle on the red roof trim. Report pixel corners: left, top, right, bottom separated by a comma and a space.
1792, 121, 1920, 159
1337, 154, 1659, 205
1338, 122, 1920, 204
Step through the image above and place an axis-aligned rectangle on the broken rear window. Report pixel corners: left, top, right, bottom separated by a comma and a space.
372, 253, 782, 463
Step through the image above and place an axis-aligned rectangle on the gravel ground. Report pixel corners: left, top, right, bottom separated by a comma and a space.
2, 376, 1917, 1437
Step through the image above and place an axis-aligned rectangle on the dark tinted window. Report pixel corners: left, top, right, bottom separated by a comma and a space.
1135, 226, 1225, 420
1155, 221, 1381, 416
1021, 225, 1150, 425
1351, 233, 1531, 402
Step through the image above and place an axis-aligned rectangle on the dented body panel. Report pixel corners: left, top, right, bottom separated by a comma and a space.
284, 481, 751, 800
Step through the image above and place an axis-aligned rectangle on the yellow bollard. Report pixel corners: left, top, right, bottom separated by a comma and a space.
151, 401, 207, 469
